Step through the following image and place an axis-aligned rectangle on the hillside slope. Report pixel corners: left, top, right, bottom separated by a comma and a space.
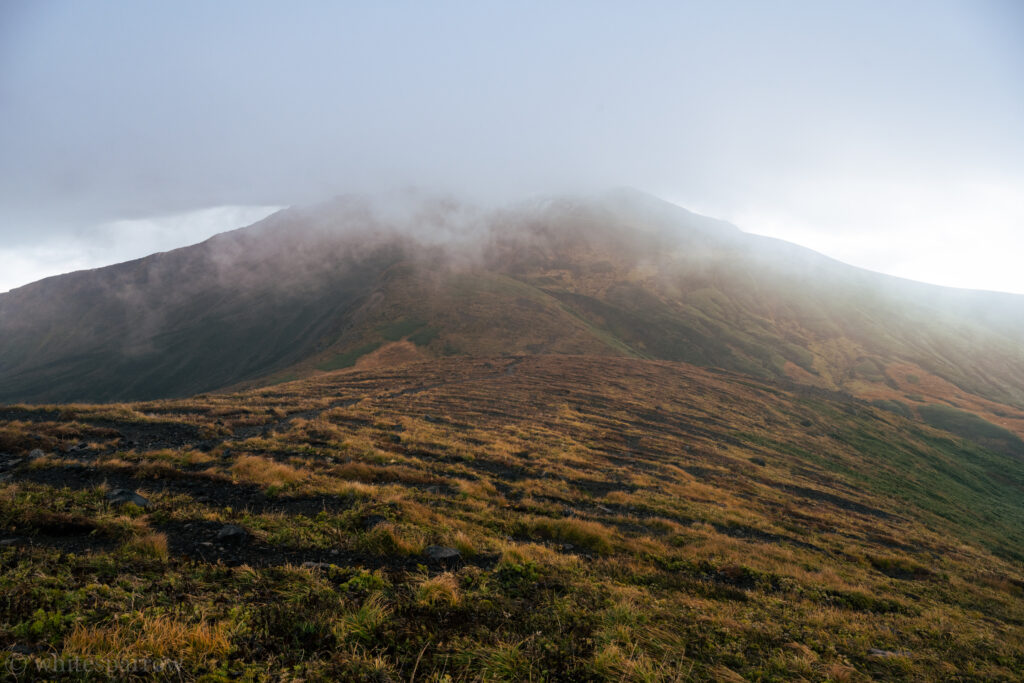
0, 356, 1021, 679
2, 190, 1023, 433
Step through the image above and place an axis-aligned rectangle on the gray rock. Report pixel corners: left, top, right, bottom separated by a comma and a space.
0, 538, 19, 547
868, 648, 909, 658
216, 524, 248, 543
425, 545, 461, 564
28, 449, 44, 459
107, 489, 150, 508
362, 514, 388, 530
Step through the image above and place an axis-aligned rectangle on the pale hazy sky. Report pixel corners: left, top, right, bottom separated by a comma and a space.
1, 1, 1022, 293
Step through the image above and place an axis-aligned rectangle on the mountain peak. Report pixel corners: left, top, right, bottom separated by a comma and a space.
0, 191, 1022, 413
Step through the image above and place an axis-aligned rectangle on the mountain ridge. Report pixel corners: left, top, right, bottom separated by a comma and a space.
1, 190, 1022, 430
2, 190, 1024, 679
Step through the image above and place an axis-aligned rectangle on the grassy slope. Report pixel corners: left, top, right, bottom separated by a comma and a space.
258, 196, 1024, 441
1, 356, 1022, 680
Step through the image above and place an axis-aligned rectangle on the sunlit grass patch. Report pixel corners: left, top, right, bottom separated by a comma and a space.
517, 516, 616, 555
231, 454, 308, 488
64, 614, 232, 668
415, 572, 461, 608
121, 532, 169, 560
358, 522, 426, 556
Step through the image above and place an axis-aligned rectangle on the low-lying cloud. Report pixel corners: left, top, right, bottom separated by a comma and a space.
0, 205, 281, 293
1, 1, 1021, 292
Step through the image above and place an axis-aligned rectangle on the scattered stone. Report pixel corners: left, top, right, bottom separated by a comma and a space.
750, 457, 767, 467
561, 543, 575, 551
425, 545, 461, 566
389, 434, 402, 444
2, 458, 22, 469
424, 414, 439, 423
362, 514, 388, 530
0, 538, 19, 547
868, 649, 909, 658
216, 524, 248, 543
28, 449, 44, 459
107, 489, 150, 508
425, 485, 443, 495
595, 505, 613, 514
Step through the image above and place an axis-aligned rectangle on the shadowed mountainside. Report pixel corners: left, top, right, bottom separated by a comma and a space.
1, 190, 1023, 433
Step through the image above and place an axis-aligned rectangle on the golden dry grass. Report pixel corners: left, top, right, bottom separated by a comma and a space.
64, 614, 232, 667
231, 454, 307, 488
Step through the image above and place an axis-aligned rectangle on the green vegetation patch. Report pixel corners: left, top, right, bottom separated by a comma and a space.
918, 403, 1024, 458
379, 317, 426, 341
316, 342, 382, 371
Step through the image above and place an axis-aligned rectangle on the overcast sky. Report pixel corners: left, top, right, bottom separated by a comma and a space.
1, 1, 1022, 293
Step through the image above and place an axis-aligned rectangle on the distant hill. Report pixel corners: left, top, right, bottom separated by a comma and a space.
1, 189, 1023, 437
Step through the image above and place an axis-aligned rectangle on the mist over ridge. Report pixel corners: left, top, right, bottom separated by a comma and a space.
3, 4, 1024, 677
1, 188, 1022, 422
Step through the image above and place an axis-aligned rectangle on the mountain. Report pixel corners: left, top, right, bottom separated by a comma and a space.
2, 190, 1023, 679
2, 189, 1022, 434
